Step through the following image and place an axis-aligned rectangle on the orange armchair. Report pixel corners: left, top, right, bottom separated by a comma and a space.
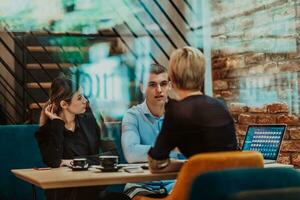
133, 151, 264, 200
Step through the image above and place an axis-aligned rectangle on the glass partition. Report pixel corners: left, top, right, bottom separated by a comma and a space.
0, 0, 299, 120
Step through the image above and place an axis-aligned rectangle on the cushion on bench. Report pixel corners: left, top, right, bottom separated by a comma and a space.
0, 125, 45, 200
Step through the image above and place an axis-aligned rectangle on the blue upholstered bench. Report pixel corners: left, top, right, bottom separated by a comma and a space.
0, 124, 124, 200
0, 125, 45, 200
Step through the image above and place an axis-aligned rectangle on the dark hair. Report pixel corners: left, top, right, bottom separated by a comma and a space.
49, 77, 79, 113
140, 63, 168, 85
150, 63, 167, 74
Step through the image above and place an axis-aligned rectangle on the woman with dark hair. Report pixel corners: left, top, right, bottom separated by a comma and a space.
35, 77, 127, 200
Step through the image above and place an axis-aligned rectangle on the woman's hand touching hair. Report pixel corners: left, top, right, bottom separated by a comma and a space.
44, 104, 62, 121
39, 100, 62, 126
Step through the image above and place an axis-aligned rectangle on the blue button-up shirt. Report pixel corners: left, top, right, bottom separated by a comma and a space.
122, 101, 180, 163
122, 101, 182, 192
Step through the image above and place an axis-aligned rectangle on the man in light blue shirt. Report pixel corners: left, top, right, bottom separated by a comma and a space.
122, 64, 183, 196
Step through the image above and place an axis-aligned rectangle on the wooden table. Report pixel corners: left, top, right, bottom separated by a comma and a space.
11, 167, 178, 189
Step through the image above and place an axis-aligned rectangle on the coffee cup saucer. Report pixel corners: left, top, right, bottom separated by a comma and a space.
70, 164, 89, 171
97, 165, 122, 172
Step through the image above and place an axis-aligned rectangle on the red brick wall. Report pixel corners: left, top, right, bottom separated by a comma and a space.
229, 102, 300, 167
210, 1, 300, 167
211, 1, 300, 107
212, 51, 300, 105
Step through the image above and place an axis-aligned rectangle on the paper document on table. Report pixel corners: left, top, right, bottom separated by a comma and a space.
118, 163, 149, 169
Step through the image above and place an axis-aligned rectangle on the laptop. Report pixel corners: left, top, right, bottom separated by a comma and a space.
242, 124, 287, 164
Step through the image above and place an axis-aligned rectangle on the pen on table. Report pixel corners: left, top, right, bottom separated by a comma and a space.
33, 167, 51, 170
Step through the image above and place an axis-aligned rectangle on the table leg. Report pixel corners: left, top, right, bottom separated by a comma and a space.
32, 184, 36, 200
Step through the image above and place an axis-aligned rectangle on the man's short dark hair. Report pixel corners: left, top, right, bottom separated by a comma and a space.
150, 63, 167, 74
140, 63, 168, 85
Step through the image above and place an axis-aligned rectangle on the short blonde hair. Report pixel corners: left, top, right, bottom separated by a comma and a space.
168, 46, 205, 90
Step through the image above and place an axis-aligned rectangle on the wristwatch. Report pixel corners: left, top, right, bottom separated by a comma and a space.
148, 156, 170, 169
156, 159, 170, 169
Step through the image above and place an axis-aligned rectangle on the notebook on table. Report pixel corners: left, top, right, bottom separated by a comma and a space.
242, 124, 287, 164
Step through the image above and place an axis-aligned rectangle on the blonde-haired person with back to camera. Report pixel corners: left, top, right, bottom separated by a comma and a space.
147, 46, 238, 173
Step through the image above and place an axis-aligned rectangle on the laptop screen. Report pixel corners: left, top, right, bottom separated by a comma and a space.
242, 124, 286, 160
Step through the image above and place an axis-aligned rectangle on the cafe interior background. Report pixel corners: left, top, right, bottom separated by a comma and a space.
0, 0, 300, 167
